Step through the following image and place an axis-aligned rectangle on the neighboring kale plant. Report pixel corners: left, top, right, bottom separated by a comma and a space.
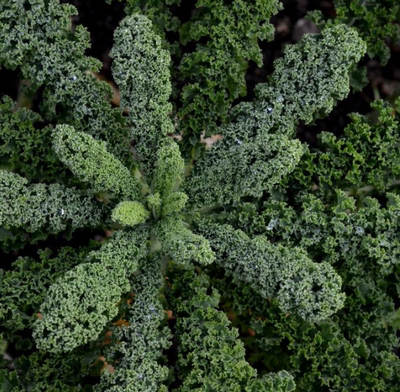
308, 0, 400, 65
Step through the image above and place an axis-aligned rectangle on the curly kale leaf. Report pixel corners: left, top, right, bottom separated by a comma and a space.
287, 99, 400, 198
157, 218, 215, 266
88, 229, 149, 271
0, 170, 104, 233
0, 97, 67, 183
110, 14, 174, 176
177, 0, 282, 140
53, 124, 142, 200
252, 24, 367, 128
113, 0, 181, 35
0, 0, 98, 84
185, 25, 366, 208
111, 201, 150, 227
152, 141, 185, 198
308, 0, 400, 65
96, 254, 171, 392
33, 261, 131, 353
161, 192, 188, 217
185, 131, 304, 208
196, 221, 344, 322
33, 229, 148, 353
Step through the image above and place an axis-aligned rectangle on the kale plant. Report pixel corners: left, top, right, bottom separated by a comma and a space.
0, 0, 399, 391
